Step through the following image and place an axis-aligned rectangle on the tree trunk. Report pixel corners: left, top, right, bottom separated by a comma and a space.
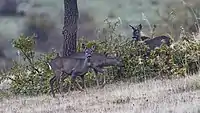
62, 0, 79, 56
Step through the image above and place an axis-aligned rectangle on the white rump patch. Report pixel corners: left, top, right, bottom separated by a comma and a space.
47, 63, 52, 70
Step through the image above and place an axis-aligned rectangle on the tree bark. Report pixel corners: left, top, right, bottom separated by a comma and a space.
62, 0, 79, 56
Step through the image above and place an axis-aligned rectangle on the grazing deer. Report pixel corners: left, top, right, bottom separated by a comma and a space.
90, 54, 124, 87
129, 24, 172, 56
49, 44, 98, 97
58, 53, 124, 92
49, 51, 124, 97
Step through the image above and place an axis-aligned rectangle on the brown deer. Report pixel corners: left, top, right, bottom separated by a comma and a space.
48, 48, 124, 97
49, 44, 96, 97
129, 24, 172, 57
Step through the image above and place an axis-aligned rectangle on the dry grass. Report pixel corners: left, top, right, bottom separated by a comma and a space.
1, 74, 200, 113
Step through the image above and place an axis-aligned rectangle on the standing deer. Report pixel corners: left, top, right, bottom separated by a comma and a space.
49, 51, 124, 97
129, 24, 172, 56
49, 44, 97, 97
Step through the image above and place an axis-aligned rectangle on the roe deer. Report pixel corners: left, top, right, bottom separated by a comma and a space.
49, 44, 97, 97
64, 52, 124, 87
129, 24, 172, 56
49, 51, 124, 97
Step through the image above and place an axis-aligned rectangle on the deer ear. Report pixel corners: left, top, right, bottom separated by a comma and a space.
129, 25, 135, 30
138, 24, 142, 30
82, 43, 86, 50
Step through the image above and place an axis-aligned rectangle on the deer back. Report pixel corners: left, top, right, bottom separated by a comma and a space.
49, 52, 117, 74
62, 57, 89, 73
144, 36, 170, 50
49, 56, 86, 74
68, 52, 108, 64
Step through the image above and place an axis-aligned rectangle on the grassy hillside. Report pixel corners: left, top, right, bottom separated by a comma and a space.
1, 74, 200, 113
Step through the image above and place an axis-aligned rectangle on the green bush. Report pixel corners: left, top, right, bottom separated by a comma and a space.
1, 17, 200, 96
78, 18, 200, 83
1, 35, 56, 96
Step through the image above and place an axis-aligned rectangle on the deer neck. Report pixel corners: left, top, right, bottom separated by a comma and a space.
101, 58, 115, 67
80, 57, 91, 73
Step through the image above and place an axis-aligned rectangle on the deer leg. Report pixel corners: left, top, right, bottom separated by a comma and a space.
58, 73, 72, 95
49, 75, 56, 98
117, 67, 123, 79
49, 69, 62, 97
60, 72, 70, 95
60, 72, 67, 97
71, 71, 84, 92
100, 69, 107, 89
80, 75, 86, 89
75, 79, 84, 91
51, 70, 63, 97
100, 74, 106, 89
81, 75, 89, 94
91, 65, 104, 88
93, 69, 99, 87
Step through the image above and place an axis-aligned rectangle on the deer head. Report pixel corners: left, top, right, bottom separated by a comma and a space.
129, 24, 142, 41
82, 43, 95, 58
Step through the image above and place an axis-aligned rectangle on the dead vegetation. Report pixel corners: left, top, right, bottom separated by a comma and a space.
1, 74, 200, 113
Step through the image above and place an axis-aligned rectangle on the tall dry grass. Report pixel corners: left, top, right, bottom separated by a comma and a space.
1, 73, 200, 113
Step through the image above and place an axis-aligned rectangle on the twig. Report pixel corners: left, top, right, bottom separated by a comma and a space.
142, 12, 153, 35
20, 50, 41, 74
181, 0, 200, 32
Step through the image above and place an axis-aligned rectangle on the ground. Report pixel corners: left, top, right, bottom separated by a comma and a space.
1, 74, 200, 113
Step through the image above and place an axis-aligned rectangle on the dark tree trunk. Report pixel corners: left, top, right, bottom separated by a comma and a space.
62, 0, 79, 56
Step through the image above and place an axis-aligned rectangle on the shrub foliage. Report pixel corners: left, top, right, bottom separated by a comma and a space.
1, 18, 200, 96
